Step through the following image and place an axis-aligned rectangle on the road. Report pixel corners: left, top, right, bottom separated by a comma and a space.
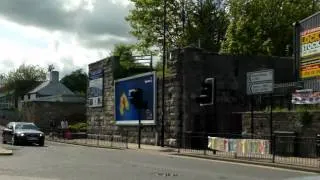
0, 140, 318, 180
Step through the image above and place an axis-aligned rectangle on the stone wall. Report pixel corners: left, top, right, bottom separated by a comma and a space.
86, 54, 182, 146
20, 101, 86, 129
86, 47, 296, 147
241, 111, 320, 137
86, 59, 106, 132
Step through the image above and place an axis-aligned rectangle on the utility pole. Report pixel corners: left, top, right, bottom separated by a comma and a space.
161, 0, 167, 147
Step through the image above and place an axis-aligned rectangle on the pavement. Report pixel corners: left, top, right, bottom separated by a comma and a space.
0, 140, 318, 180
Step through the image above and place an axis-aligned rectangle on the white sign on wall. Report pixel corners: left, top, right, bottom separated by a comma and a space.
88, 69, 103, 107
247, 69, 274, 95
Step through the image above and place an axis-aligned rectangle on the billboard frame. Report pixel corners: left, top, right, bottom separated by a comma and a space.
114, 71, 157, 126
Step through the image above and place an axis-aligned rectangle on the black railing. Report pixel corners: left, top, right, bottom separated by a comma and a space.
179, 132, 320, 168
44, 129, 129, 149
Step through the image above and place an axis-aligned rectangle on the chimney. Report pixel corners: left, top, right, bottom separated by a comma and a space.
49, 71, 59, 82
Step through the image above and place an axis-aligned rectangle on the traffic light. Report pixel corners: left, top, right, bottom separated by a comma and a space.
196, 78, 214, 106
129, 88, 147, 109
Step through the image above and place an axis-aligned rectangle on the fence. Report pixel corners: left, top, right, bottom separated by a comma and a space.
45, 129, 129, 149
179, 132, 320, 168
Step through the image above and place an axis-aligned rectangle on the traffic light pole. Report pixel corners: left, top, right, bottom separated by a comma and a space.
161, 0, 167, 148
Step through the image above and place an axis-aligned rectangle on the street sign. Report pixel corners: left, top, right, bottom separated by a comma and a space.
247, 69, 274, 95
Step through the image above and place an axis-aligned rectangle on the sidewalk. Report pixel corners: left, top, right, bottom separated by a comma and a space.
0, 146, 13, 156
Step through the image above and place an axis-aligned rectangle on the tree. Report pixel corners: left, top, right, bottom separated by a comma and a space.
112, 43, 136, 70
4, 64, 46, 90
112, 43, 152, 79
126, 0, 228, 53
60, 69, 88, 95
221, 0, 320, 56
2, 64, 46, 107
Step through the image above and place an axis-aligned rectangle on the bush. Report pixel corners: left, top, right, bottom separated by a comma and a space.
69, 122, 87, 132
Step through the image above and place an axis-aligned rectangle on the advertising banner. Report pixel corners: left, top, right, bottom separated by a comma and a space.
114, 72, 156, 125
301, 63, 320, 78
300, 27, 320, 79
292, 89, 320, 104
208, 137, 270, 155
88, 69, 103, 107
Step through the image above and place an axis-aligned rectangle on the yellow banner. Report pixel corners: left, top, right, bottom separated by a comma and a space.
301, 28, 320, 58
301, 63, 320, 78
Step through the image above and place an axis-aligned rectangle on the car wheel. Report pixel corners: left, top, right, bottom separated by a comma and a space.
39, 140, 44, 146
2, 139, 6, 144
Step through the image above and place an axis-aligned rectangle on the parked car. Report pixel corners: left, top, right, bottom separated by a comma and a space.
2, 122, 45, 146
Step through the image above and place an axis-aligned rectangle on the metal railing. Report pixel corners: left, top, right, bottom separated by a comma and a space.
178, 132, 320, 168
45, 129, 129, 149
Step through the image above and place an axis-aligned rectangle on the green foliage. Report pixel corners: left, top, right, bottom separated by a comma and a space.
2, 64, 46, 99
60, 69, 88, 95
221, 0, 320, 56
112, 43, 136, 70
154, 61, 173, 78
69, 122, 88, 132
126, 0, 228, 52
112, 43, 151, 79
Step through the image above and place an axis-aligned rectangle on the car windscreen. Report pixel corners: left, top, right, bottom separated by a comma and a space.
15, 124, 38, 130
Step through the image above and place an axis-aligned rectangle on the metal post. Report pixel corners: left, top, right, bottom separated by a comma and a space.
270, 94, 273, 140
138, 109, 141, 149
126, 130, 129, 149
161, 0, 167, 147
272, 134, 276, 163
250, 96, 254, 139
213, 79, 217, 154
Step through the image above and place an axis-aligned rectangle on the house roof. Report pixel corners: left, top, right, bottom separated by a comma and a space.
28, 81, 74, 96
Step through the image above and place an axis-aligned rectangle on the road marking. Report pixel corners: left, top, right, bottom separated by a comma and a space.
169, 155, 317, 175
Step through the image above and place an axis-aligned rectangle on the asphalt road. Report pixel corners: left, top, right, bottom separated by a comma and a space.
0, 140, 318, 180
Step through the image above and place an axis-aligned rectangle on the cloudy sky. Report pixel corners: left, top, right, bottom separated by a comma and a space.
0, 0, 135, 78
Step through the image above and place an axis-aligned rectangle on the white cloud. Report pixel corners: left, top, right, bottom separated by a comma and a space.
0, 0, 134, 78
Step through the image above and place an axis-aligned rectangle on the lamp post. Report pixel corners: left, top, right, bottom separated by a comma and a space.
161, 0, 167, 147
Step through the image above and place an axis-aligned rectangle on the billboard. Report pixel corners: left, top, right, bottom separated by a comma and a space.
300, 26, 320, 79
88, 69, 103, 107
114, 72, 156, 125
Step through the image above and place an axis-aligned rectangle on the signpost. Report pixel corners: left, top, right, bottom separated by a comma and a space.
247, 69, 274, 95
247, 69, 274, 139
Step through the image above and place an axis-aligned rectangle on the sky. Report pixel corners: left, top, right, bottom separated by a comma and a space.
0, 0, 136, 79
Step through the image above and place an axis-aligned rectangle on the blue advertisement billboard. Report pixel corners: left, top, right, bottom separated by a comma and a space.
114, 72, 156, 125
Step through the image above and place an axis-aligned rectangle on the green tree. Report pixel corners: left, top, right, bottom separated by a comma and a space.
112, 43, 152, 79
112, 43, 136, 69
60, 69, 88, 95
4, 64, 46, 90
3, 64, 46, 106
221, 0, 320, 56
126, 0, 228, 53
